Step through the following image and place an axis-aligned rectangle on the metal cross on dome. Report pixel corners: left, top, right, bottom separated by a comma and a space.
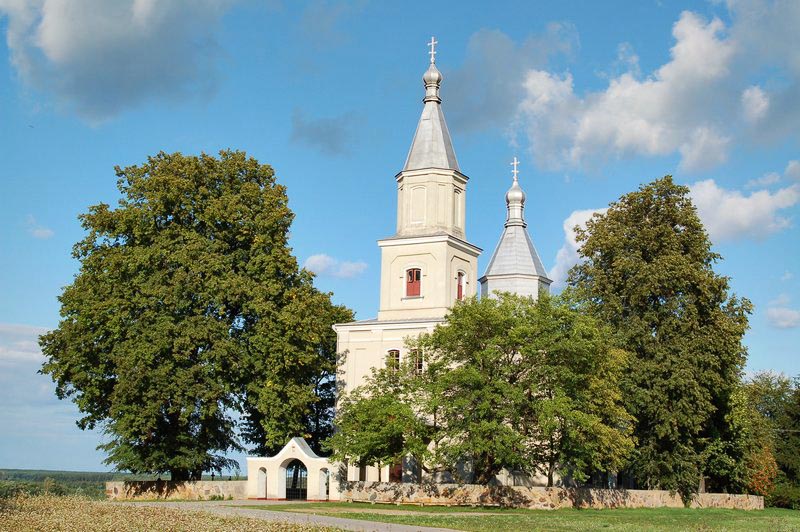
428, 36, 438, 63
511, 156, 520, 181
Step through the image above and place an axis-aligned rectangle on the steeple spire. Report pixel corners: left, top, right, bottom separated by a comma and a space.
505, 156, 526, 227
403, 37, 459, 171
479, 157, 551, 300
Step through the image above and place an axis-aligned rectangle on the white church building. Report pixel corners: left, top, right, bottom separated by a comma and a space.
246, 39, 551, 499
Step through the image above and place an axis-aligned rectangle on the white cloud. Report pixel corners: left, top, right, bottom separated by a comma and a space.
678, 127, 731, 172
770, 294, 791, 307
766, 295, 800, 329
304, 253, 367, 279
548, 208, 606, 288
0, 323, 48, 365
746, 160, 800, 188
519, 11, 736, 171
741, 85, 770, 123
0, 322, 113, 470
689, 179, 799, 241
548, 178, 798, 291
447, 24, 579, 133
0, 0, 233, 121
780, 270, 793, 282
786, 160, 800, 181
746, 172, 781, 188
515, 3, 800, 172
25, 214, 53, 239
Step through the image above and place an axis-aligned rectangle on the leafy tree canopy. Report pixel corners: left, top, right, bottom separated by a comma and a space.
743, 372, 800, 507
326, 362, 431, 482
40, 151, 352, 480
568, 175, 752, 499
329, 293, 633, 486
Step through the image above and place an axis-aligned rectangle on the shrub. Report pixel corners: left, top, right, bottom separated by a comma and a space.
767, 480, 800, 509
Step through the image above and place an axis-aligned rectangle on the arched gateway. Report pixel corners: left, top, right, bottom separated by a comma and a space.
246, 437, 336, 500
285, 459, 307, 500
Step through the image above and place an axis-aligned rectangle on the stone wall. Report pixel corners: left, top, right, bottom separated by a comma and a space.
105, 480, 248, 501
342, 482, 763, 510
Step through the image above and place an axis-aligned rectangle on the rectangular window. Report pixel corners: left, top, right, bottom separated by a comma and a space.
411, 349, 423, 375
457, 272, 464, 300
406, 268, 421, 297
387, 349, 400, 371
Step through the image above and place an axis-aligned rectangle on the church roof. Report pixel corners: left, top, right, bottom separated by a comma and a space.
482, 224, 549, 279
403, 60, 460, 172
481, 162, 550, 282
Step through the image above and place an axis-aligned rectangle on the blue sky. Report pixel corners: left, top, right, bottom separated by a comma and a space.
0, 0, 798, 472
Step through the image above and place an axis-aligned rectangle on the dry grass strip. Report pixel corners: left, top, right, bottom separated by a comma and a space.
0, 494, 339, 532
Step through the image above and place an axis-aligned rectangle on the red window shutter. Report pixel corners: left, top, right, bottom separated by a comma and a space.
457, 272, 464, 300
407, 269, 421, 297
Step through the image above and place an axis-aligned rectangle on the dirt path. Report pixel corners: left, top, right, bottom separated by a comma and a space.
120, 499, 459, 532
284, 506, 500, 517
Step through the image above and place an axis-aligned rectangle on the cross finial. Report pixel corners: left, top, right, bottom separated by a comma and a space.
511, 156, 520, 181
428, 36, 438, 64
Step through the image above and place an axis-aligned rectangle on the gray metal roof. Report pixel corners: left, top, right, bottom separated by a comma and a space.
403, 64, 460, 172
482, 224, 549, 279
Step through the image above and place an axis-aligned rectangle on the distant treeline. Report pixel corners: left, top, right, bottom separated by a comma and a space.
0, 469, 246, 500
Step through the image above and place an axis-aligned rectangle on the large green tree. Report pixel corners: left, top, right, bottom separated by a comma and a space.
743, 372, 800, 507
40, 150, 351, 480
412, 293, 632, 485
568, 176, 752, 499
515, 295, 634, 486
326, 362, 432, 482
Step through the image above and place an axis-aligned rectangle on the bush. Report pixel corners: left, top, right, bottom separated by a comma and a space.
0, 481, 44, 499
767, 480, 800, 509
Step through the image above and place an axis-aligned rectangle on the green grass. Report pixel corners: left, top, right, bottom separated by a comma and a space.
242, 501, 800, 531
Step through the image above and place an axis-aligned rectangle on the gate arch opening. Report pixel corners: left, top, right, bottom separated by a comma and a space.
319, 468, 330, 500
285, 459, 308, 500
257, 467, 267, 498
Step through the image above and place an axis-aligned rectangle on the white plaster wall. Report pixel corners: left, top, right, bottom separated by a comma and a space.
481, 274, 543, 299
335, 320, 441, 395
395, 168, 468, 238
377, 235, 480, 321
245, 438, 337, 500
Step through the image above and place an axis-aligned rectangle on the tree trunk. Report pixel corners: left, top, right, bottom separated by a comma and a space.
171, 469, 190, 482
474, 453, 496, 485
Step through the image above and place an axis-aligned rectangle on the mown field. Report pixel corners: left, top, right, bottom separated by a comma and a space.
251, 501, 800, 531
0, 469, 245, 499
0, 495, 335, 532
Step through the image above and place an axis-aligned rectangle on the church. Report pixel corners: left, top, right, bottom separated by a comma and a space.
246, 39, 551, 499
333, 37, 552, 484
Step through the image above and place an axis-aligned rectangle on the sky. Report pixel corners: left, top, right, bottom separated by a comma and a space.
0, 0, 798, 473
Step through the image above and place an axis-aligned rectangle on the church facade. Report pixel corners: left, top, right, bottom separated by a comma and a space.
333, 41, 551, 484
244, 40, 552, 498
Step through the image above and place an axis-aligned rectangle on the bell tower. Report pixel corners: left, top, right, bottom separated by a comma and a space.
377, 38, 481, 321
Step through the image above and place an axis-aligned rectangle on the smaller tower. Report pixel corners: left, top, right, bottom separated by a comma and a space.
479, 158, 551, 299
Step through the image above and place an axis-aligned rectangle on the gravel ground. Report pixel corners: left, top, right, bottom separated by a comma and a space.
123, 499, 457, 531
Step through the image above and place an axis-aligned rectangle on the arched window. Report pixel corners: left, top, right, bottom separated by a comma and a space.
406, 268, 421, 297
457, 271, 465, 300
387, 349, 400, 371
